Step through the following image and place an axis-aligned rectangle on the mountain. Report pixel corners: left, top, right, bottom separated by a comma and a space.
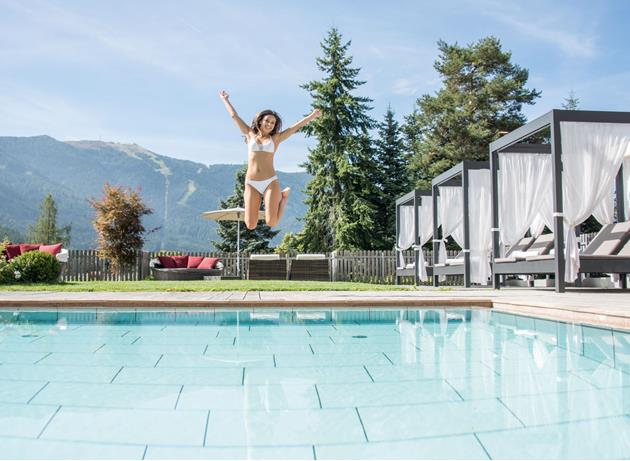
0, 136, 309, 250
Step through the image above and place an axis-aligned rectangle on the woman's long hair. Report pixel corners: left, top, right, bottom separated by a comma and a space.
251, 109, 282, 136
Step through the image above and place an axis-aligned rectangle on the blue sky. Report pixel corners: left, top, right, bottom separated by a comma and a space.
1, 0, 629, 171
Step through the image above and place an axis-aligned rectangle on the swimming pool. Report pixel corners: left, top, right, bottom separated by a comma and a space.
1, 307, 630, 459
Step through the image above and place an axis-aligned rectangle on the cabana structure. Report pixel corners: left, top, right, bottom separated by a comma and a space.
395, 189, 432, 285
490, 109, 630, 293
432, 160, 492, 288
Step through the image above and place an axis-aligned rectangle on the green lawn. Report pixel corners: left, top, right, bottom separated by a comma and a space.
0, 280, 424, 292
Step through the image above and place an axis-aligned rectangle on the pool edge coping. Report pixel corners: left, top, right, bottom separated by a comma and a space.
0, 295, 628, 329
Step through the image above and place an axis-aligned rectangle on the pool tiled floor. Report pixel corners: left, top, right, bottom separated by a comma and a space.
2, 308, 630, 459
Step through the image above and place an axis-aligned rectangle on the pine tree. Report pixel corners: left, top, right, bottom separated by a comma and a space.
562, 90, 580, 110
374, 106, 409, 249
28, 194, 71, 245
297, 27, 380, 251
404, 37, 541, 188
212, 165, 279, 253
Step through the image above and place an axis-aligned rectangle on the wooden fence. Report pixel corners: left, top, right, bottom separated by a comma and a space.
62, 232, 597, 284
63, 249, 455, 284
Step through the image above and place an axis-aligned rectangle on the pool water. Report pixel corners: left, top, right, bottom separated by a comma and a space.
1, 308, 630, 459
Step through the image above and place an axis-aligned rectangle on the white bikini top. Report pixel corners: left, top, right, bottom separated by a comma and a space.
248, 134, 275, 154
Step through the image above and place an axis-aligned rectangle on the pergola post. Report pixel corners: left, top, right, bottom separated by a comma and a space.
490, 149, 501, 289
413, 190, 422, 286
462, 162, 471, 288
616, 164, 627, 289
395, 202, 400, 285
551, 110, 566, 293
432, 184, 440, 287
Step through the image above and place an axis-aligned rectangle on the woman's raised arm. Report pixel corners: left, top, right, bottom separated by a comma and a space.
219, 90, 251, 136
277, 108, 321, 143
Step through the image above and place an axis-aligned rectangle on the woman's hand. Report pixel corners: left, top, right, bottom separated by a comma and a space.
219, 90, 230, 100
310, 108, 321, 119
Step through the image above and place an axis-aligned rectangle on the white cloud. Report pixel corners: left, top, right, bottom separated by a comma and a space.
477, 0, 597, 58
0, 83, 104, 138
391, 78, 419, 96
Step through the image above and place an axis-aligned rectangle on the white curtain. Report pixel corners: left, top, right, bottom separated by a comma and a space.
592, 187, 614, 226
561, 122, 630, 282
397, 205, 414, 268
499, 154, 553, 252
468, 170, 493, 284
415, 200, 434, 281
624, 156, 630, 219
418, 201, 434, 246
437, 186, 464, 263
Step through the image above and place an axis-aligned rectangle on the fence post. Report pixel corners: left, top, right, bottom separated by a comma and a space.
331, 250, 337, 282
140, 251, 150, 280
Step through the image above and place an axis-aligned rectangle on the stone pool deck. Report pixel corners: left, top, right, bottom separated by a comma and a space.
1, 288, 630, 329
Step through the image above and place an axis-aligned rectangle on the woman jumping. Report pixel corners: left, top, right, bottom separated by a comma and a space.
219, 90, 320, 229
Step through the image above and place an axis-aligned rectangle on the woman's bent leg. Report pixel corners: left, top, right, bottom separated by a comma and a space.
276, 187, 290, 223
263, 180, 282, 227
244, 185, 262, 230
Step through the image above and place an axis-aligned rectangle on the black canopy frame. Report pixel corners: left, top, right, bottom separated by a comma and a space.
489, 109, 630, 293
431, 160, 490, 288
395, 189, 432, 285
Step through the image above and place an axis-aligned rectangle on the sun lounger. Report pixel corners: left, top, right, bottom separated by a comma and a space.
495, 234, 553, 264
289, 254, 330, 281
494, 222, 630, 280
247, 254, 287, 280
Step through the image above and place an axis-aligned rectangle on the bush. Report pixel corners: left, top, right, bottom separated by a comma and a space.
4, 251, 61, 283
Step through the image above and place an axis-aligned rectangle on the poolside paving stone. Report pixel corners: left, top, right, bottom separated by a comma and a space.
177, 383, 320, 410
499, 387, 630, 426
0, 379, 47, 404
30, 382, 182, 409
317, 379, 462, 408
358, 399, 523, 441
0, 436, 146, 459
315, 434, 489, 459
204, 408, 365, 446
113, 366, 243, 386
145, 445, 314, 460
0, 364, 121, 383
244, 366, 372, 385
477, 415, 630, 459
41, 406, 207, 446
0, 402, 59, 438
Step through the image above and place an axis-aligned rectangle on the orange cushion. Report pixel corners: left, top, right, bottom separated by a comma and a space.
198, 257, 219, 269
187, 256, 204, 268
39, 243, 63, 256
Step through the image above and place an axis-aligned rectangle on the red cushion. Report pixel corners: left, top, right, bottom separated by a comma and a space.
187, 256, 204, 268
19, 244, 41, 254
158, 255, 176, 268
198, 257, 220, 269
5, 244, 21, 260
39, 243, 63, 256
171, 255, 189, 268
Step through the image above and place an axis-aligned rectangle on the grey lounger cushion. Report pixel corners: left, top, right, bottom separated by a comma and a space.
583, 221, 630, 256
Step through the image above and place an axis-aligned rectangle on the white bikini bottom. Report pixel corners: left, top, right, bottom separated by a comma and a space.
245, 175, 278, 194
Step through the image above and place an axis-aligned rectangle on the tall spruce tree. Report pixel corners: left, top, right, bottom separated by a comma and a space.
404, 37, 541, 188
212, 165, 279, 253
28, 194, 71, 245
297, 27, 380, 251
562, 90, 580, 110
374, 106, 409, 249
